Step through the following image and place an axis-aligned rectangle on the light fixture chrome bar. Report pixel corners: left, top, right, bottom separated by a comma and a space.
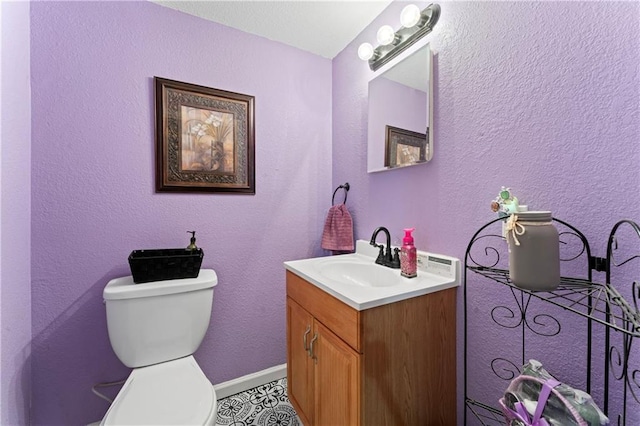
368, 3, 440, 72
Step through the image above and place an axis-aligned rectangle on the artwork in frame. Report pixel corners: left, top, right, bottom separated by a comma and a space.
384, 125, 428, 168
155, 77, 255, 193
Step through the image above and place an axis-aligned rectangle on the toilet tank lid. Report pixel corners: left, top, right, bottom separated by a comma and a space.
104, 269, 218, 300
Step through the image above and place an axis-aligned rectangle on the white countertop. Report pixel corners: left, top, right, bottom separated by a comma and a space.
284, 240, 460, 311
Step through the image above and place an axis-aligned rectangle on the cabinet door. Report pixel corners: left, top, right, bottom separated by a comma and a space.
313, 320, 361, 426
286, 298, 314, 426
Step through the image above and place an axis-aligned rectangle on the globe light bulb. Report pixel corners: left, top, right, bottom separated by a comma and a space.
358, 43, 374, 61
376, 25, 396, 46
400, 4, 422, 28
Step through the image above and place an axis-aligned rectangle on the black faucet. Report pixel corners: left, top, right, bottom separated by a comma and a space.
369, 226, 400, 269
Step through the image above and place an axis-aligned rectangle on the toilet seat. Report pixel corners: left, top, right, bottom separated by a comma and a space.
101, 356, 217, 426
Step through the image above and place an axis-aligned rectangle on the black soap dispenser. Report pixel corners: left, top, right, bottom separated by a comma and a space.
187, 231, 198, 251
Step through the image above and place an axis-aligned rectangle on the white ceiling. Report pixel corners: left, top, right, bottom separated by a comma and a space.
151, 1, 393, 59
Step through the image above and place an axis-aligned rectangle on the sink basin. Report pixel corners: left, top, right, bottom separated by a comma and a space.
284, 240, 460, 310
317, 258, 401, 287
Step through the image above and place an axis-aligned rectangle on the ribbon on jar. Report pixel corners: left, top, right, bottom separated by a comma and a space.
505, 214, 553, 246
506, 214, 526, 246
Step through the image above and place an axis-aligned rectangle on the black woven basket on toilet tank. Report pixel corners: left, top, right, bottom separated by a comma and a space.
128, 248, 204, 283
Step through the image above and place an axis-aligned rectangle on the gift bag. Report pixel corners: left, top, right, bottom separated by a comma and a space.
499, 360, 609, 426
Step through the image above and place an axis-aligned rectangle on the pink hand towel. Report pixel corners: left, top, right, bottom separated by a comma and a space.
321, 203, 354, 252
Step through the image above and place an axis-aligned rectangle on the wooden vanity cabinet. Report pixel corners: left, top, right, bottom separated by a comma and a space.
286, 270, 456, 426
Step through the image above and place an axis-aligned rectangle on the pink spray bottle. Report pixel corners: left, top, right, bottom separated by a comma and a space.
400, 228, 417, 278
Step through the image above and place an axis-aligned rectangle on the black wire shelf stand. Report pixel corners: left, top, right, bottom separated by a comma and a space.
463, 217, 640, 426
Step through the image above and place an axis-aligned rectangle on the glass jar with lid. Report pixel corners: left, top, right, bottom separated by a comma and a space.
506, 211, 560, 291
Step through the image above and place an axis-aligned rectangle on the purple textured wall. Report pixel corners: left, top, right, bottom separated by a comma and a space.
1, 1, 32, 424
333, 0, 639, 424
30, 1, 331, 424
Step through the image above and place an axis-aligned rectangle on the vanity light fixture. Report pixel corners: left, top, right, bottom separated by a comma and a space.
358, 42, 375, 61
376, 25, 397, 46
400, 4, 422, 28
358, 3, 440, 72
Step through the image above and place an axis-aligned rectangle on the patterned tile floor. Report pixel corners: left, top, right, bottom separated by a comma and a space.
216, 377, 302, 426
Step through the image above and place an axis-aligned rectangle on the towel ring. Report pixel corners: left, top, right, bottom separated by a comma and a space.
332, 183, 350, 205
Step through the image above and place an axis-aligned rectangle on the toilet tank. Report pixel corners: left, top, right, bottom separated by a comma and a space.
103, 269, 218, 368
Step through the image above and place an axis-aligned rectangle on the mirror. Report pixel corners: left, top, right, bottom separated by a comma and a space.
367, 44, 433, 173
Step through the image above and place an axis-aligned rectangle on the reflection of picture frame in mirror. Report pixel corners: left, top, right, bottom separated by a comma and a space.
384, 125, 428, 168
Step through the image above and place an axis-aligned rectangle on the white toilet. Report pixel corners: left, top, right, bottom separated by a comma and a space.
100, 269, 218, 425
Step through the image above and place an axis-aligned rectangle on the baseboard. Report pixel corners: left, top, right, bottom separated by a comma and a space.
214, 364, 287, 400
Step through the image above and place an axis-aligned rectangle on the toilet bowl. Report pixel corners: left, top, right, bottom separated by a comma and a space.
101, 270, 218, 425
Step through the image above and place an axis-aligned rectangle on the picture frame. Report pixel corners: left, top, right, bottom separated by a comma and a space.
384, 125, 428, 168
155, 77, 255, 193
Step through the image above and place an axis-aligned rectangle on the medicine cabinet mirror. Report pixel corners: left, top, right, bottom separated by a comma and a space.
367, 43, 433, 173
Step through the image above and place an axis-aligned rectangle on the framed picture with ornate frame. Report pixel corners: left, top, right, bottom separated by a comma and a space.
384, 125, 428, 168
155, 77, 255, 193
